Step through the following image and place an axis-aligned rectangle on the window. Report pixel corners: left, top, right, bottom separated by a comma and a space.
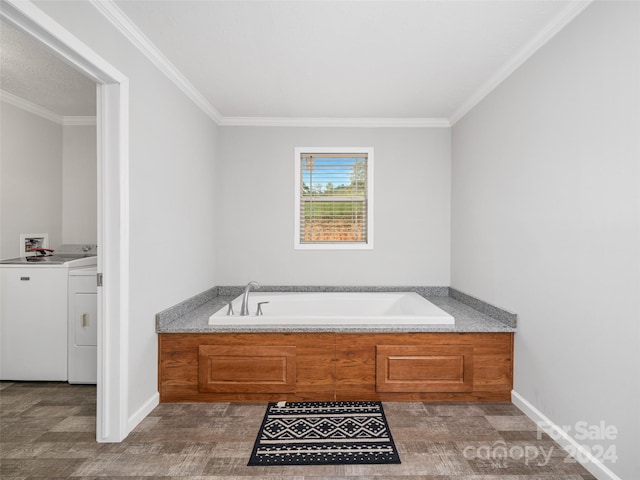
294, 147, 373, 249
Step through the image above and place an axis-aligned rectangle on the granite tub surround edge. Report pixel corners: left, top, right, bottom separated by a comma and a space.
156, 285, 517, 334
217, 285, 450, 297
155, 286, 219, 329
449, 288, 517, 328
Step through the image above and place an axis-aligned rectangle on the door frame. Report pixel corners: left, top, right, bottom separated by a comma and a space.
1, 0, 130, 441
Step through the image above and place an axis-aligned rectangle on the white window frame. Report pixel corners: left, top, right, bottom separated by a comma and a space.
294, 147, 374, 250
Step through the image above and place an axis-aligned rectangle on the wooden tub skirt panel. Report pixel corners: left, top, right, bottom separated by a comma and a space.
198, 345, 296, 393
159, 332, 513, 402
376, 344, 473, 392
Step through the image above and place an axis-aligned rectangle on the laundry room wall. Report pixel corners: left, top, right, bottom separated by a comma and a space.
0, 101, 63, 259
62, 124, 97, 245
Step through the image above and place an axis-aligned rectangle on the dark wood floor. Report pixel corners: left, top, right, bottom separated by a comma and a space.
0, 381, 596, 479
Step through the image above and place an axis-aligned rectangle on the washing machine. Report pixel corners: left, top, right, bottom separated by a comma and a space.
0, 245, 97, 381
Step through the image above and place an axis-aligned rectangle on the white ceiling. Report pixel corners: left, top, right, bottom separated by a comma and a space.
113, 0, 588, 122
0, 20, 96, 117
1, 1, 590, 123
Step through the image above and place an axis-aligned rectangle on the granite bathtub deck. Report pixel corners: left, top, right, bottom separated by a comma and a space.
156, 293, 516, 334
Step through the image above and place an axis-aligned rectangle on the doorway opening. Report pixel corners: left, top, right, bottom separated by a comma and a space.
1, 0, 129, 442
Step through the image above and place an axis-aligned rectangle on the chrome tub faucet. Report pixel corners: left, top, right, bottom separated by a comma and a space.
240, 281, 260, 316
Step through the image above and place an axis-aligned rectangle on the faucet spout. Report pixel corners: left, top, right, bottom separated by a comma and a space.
240, 281, 260, 316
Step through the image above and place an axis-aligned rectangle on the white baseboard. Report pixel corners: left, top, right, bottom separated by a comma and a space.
127, 391, 159, 433
511, 390, 622, 480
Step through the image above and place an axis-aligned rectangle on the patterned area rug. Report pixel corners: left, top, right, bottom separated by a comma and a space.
248, 401, 401, 466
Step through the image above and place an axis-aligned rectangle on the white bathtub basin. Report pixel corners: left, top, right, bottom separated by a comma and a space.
208, 292, 454, 326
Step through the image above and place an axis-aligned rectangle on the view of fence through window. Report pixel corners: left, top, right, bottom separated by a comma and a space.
299, 153, 368, 243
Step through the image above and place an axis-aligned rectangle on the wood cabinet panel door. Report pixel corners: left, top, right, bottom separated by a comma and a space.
198, 345, 296, 393
376, 344, 474, 393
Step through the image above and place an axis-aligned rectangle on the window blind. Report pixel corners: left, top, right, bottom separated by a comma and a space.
299, 153, 368, 244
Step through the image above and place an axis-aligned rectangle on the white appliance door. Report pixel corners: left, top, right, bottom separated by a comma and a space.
68, 274, 98, 384
0, 267, 68, 380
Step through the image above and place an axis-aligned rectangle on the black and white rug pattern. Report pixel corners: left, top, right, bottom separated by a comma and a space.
248, 401, 401, 466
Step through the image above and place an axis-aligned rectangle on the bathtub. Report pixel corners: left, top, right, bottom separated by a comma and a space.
208, 292, 454, 326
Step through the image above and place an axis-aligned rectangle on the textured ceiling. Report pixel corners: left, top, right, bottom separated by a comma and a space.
114, 0, 579, 119
0, 20, 96, 117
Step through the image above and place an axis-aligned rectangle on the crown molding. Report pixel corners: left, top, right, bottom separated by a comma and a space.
219, 116, 450, 128
1, 90, 96, 126
1, 89, 62, 124
449, 0, 593, 125
63, 116, 97, 126
90, 0, 449, 129
89, 0, 224, 124
91, 0, 589, 129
